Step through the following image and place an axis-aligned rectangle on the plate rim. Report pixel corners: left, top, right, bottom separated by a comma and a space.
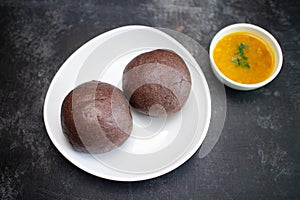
43, 25, 211, 181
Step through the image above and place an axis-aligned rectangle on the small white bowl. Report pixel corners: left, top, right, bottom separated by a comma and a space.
209, 23, 283, 91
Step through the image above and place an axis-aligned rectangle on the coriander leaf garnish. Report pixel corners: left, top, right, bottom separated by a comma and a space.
232, 43, 250, 68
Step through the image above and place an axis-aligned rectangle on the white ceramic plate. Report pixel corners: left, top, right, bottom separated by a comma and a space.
43, 25, 211, 181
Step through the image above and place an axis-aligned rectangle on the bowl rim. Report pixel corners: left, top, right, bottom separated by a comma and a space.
209, 23, 283, 90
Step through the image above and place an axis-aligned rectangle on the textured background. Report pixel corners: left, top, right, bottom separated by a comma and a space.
0, 0, 299, 199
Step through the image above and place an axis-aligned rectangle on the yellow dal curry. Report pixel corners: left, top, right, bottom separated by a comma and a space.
213, 32, 275, 84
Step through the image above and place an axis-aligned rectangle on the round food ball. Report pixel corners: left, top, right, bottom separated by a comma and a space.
122, 49, 192, 117
61, 81, 132, 154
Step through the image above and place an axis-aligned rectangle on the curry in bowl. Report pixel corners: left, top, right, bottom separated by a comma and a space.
213, 31, 275, 84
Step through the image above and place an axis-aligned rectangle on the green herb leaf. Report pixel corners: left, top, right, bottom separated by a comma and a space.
232, 43, 250, 68
242, 62, 250, 68
240, 43, 249, 50
241, 54, 248, 60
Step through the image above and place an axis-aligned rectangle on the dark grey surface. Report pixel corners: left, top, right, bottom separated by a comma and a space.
1, 0, 299, 199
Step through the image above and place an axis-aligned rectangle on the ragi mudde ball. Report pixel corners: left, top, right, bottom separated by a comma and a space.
122, 49, 192, 117
61, 81, 132, 154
